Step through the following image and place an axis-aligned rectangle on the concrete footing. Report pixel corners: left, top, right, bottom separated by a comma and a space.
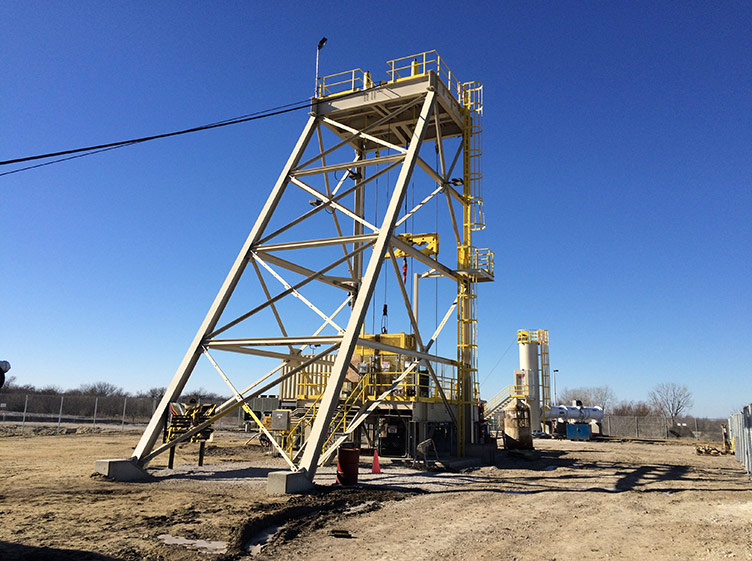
267, 469, 313, 495
95, 458, 150, 482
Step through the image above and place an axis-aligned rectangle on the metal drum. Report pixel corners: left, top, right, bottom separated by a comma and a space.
336, 447, 360, 485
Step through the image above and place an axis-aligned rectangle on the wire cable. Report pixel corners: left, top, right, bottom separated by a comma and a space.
1, 100, 314, 177
480, 337, 517, 388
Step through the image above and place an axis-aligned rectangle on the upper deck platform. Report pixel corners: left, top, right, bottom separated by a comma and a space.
312, 51, 481, 152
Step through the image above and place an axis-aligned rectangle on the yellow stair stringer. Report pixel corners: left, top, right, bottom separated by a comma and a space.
321, 372, 372, 452
318, 368, 414, 466
285, 393, 323, 459
484, 384, 529, 419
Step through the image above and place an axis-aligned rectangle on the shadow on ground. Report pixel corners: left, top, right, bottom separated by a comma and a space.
0, 542, 119, 561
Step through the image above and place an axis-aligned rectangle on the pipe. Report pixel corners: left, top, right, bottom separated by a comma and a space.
550, 405, 604, 422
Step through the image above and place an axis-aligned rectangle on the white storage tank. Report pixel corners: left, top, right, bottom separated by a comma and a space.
550, 405, 604, 422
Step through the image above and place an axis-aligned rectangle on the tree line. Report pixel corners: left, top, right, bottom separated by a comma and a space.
557, 381, 696, 425
0, 377, 228, 404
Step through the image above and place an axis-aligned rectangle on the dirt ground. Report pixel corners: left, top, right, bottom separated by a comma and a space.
0, 426, 751, 561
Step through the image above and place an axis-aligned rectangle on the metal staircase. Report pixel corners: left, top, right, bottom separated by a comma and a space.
284, 370, 371, 459
484, 383, 529, 420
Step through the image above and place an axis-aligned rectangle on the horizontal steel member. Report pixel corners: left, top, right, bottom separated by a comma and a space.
291, 153, 404, 177
256, 233, 379, 252
207, 336, 343, 347
355, 337, 458, 367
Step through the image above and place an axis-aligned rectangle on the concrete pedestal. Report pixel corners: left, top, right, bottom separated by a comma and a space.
267, 470, 313, 495
95, 458, 150, 482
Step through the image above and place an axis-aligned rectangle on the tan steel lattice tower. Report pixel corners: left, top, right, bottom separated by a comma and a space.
97, 51, 494, 486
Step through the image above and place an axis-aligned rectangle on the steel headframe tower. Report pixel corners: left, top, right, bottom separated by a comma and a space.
100, 51, 493, 483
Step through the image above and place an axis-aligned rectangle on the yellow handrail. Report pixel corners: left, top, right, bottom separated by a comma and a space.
322, 372, 372, 451
386, 50, 464, 100
317, 68, 369, 98
484, 384, 529, 418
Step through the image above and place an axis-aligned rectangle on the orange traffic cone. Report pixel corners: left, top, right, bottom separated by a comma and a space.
372, 449, 381, 474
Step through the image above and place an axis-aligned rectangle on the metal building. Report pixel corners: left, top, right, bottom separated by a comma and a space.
97, 51, 494, 486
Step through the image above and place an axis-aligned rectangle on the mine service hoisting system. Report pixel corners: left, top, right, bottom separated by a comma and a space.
97, 51, 495, 490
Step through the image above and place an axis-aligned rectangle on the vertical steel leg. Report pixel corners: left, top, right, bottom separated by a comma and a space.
299, 91, 437, 480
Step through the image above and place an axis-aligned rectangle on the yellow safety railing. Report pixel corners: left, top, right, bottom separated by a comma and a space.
484, 384, 529, 419
283, 393, 324, 457
321, 371, 372, 451
517, 329, 549, 344
387, 50, 464, 100
469, 247, 495, 277
318, 51, 482, 110
317, 68, 373, 98
294, 367, 462, 404
461, 81, 484, 113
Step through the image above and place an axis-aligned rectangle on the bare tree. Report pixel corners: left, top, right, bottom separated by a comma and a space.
557, 385, 615, 411
649, 382, 693, 426
589, 386, 616, 412
135, 387, 167, 400
78, 381, 126, 397
612, 400, 654, 416
557, 387, 588, 405
181, 387, 227, 403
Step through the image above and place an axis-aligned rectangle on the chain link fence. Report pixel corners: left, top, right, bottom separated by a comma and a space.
728, 403, 752, 480
602, 415, 723, 441
0, 393, 245, 432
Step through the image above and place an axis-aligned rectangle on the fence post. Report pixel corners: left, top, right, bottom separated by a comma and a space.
635, 416, 639, 438
92, 396, 98, 427
21, 395, 28, 434
694, 417, 698, 439
607, 416, 611, 436
121, 397, 127, 431
57, 395, 64, 430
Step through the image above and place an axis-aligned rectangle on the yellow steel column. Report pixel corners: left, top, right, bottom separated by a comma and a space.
456, 97, 473, 456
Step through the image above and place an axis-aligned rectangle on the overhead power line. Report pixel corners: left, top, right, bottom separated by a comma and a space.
0, 98, 318, 177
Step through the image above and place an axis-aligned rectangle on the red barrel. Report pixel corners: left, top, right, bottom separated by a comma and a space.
336, 447, 360, 485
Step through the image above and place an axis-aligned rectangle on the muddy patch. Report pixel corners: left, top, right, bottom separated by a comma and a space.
227, 487, 422, 558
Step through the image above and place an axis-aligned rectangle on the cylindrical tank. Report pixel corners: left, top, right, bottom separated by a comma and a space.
550, 405, 604, 422
503, 398, 533, 450
518, 342, 538, 373
518, 343, 540, 431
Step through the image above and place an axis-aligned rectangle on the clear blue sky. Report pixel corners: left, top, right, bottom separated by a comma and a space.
2, 2, 750, 417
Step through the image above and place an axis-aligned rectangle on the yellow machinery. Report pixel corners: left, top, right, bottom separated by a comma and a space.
164, 402, 216, 468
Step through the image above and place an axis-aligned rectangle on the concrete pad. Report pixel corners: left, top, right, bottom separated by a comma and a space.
95, 458, 150, 482
267, 469, 313, 495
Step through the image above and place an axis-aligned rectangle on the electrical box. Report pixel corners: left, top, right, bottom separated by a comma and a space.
566, 423, 591, 440
271, 409, 290, 431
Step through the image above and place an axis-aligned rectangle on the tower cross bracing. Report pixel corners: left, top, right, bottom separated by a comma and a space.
106, 52, 493, 483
